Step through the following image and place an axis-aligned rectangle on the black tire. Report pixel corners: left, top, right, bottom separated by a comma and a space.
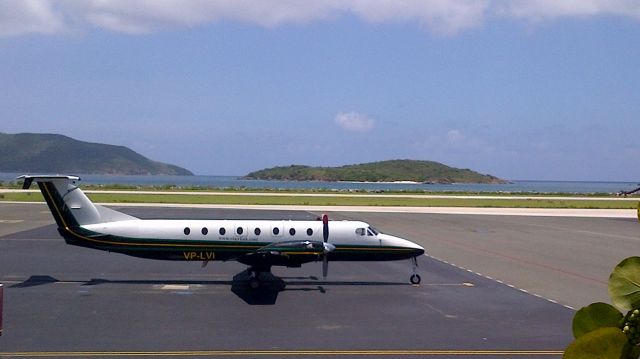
410, 274, 421, 285
248, 277, 261, 290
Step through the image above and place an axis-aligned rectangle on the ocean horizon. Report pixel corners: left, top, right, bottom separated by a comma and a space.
1, 172, 638, 194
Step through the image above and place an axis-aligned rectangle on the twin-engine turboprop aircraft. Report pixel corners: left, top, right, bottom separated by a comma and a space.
20, 175, 425, 288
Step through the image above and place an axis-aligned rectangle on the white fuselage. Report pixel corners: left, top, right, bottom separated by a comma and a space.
83, 219, 422, 250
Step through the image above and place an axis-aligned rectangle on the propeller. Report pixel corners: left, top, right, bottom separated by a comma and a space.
321, 214, 335, 278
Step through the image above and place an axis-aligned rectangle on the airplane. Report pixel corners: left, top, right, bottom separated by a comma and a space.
19, 175, 425, 289
618, 185, 640, 222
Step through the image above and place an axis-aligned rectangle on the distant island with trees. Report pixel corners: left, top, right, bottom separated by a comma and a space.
244, 160, 507, 184
0, 133, 507, 183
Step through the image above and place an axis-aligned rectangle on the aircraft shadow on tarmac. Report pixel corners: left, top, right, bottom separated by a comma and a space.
11, 272, 408, 305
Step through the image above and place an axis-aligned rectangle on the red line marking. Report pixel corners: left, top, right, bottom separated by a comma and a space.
428, 235, 607, 286
0, 284, 4, 336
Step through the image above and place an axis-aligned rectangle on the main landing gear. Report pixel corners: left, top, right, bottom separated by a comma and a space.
247, 266, 270, 289
410, 256, 421, 285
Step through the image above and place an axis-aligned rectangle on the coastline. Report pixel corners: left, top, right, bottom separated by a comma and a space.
0, 172, 637, 195
338, 180, 421, 184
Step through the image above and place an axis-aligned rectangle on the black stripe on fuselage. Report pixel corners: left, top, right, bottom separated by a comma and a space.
38, 181, 79, 228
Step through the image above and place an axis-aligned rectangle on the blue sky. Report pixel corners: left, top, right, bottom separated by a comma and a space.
1, 1, 639, 180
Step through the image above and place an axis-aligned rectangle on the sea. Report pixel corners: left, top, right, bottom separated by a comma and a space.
1, 172, 638, 194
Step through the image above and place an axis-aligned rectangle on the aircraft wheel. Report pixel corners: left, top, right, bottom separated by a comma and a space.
248, 276, 261, 290
410, 274, 421, 285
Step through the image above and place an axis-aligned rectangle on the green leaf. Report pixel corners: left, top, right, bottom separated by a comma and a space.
573, 302, 624, 338
622, 344, 640, 359
609, 257, 640, 311
564, 327, 627, 359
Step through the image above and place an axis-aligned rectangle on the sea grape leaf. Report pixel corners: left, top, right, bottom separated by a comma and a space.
628, 345, 640, 359
572, 302, 623, 339
609, 257, 640, 311
564, 327, 627, 359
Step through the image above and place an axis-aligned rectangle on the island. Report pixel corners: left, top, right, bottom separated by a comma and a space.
244, 160, 507, 184
0, 132, 193, 176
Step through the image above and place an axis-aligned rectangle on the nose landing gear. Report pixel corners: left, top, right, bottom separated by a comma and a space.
410, 273, 421, 285
410, 256, 421, 285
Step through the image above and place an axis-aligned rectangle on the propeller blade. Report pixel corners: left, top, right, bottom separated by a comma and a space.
322, 214, 329, 242
321, 214, 331, 278
322, 242, 334, 279
323, 255, 329, 279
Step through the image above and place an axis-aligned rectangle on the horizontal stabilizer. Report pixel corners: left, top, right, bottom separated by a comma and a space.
18, 175, 80, 189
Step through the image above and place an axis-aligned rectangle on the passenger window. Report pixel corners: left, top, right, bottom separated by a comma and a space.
355, 228, 365, 236
289, 228, 296, 236
306, 228, 313, 236
184, 227, 191, 235
237, 227, 244, 235
272, 227, 280, 235
219, 227, 226, 235
254, 228, 261, 236
201, 227, 208, 235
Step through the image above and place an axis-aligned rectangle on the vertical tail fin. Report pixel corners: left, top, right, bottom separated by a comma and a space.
19, 175, 135, 228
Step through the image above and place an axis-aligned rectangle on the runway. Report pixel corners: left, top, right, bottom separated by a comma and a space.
1, 203, 637, 357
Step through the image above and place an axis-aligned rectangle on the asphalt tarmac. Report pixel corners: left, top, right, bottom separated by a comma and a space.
2, 203, 634, 358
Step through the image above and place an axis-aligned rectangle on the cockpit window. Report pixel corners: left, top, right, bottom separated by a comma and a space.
368, 226, 379, 235
355, 228, 366, 236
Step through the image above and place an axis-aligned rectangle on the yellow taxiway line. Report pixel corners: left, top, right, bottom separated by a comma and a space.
0, 350, 564, 357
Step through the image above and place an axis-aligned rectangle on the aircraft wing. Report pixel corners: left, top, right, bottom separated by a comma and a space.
236, 240, 331, 268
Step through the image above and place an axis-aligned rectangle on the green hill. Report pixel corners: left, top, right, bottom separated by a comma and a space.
244, 160, 506, 184
0, 132, 193, 176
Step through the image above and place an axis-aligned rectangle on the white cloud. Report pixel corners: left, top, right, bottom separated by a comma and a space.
347, 0, 487, 35
2, 0, 640, 38
446, 129, 466, 143
440, 129, 496, 155
0, 0, 65, 37
496, 0, 640, 22
334, 111, 375, 133
60, 0, 346, 34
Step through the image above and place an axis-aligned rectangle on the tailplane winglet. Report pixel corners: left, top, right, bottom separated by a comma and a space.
18, 175, 80, 190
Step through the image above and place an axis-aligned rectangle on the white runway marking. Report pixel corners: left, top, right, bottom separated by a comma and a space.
427, 254, 576, 311
0, 219, 23, 223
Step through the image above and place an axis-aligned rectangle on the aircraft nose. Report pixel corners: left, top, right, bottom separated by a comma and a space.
407, 241, 425, 257
413, 245, 425, 257
380, 234, 425, 257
